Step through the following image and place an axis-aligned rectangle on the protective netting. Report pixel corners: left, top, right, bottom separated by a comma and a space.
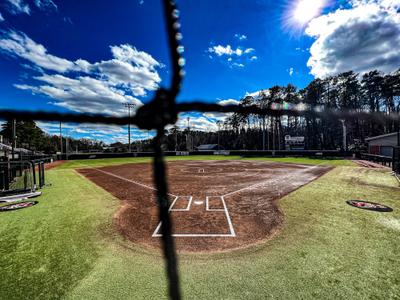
0, 1, 399, 299
0, 161, 35, 195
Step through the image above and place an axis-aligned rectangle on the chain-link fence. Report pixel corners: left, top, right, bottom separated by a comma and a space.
0, 1, 399, 299
0, 161, 35, 195
394, 147, 400, 175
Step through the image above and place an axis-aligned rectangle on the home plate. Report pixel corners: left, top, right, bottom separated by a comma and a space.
194, 200, 204, 205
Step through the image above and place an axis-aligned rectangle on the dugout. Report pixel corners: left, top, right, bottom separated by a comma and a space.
366, 132, 399, 157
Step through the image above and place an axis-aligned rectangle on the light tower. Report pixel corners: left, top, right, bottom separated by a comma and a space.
124, 103, 136, 152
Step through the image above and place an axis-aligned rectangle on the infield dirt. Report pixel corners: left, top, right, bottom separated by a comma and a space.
78, 160, 330, 252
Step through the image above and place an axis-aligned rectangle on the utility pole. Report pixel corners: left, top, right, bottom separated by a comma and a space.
262, 117, 266, 151
59, 121, 63, 158
124, 103, 136, 153
174, 126, 178, 151
11, 119, 16, 160
272, 118, 276, 152
217, 121, 221, 150
341, 119, 347, 151
66, 136, 69, 160
186, 117, 191, 151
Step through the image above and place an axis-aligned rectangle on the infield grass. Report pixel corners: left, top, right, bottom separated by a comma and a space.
1, 163, 399, 299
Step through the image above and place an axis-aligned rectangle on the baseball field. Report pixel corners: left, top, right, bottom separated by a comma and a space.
1, 156, 399, 299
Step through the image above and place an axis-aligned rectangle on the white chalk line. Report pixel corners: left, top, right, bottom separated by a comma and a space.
222, 164, 322, 198
152, 195, 235, 237
169, 196, 193, 211
84, 165, 176, 197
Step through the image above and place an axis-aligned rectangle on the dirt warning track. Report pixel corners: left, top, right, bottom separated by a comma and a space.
78, 160, 331, 252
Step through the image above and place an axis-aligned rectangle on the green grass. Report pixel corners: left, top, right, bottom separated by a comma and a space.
57, 155, 355, 169
1, 163, 399, 299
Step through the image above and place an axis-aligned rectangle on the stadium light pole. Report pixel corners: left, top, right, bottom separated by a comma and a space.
59, 121, 63, 158
217, 121, 221, 150
11, 118, 16, 160
124, 103, 136, 153
262, 117, 266, 151
186, 117, 191, 151
341, 119, 347, 151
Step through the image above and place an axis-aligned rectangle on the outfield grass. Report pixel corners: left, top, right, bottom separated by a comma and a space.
1, 163, 399, 299
57, 155, 356, 169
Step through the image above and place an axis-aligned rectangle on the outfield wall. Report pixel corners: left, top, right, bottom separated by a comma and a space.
60, 150, 355, 160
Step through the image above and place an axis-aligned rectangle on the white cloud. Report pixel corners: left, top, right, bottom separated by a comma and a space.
208, 45, 242, 56
208, 43, 257, 68
306, 0, 400, 77
235, 34, 247, 40
37, 121, 151, 144
246, 89, 271, 100
208, 45, 255, 57
93, 59, 160, 96
244, 48, 254, 54
5, 0, 30, 15
232, 62, 245, 68
0, 30, 163, 115
288, 67, 294, 76
0, 13, 4, 22
176, 113, 219, 132
218, 99, 240, 106
15, 74, 143, 115
201, 99, 239, 124
350, 0, 400, 9
0, 31, 76, 72
110, 44, 161, 70
171, 99, 240, 132
34, 0, 57, 11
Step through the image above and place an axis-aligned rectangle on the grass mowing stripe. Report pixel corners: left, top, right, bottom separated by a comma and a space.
67, 167, 400, 300
1, 164, 399, 299
0, 169, 119, 300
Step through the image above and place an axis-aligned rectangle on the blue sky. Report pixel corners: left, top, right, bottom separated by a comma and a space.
0, 0, 399, 143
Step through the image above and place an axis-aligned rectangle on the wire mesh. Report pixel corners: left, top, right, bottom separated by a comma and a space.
0, 161, 35, 195
0, 1, 399, 299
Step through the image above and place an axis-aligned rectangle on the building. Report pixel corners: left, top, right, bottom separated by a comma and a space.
196, 144, 223, 151
366, 132, 399, 157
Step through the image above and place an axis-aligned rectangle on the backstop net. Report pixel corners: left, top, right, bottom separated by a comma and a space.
0, 161, 35, 196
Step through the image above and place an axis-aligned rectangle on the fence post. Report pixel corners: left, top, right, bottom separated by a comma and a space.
30, 161, 37, 190
40, 161, 45, 188
393, 147, 399, 174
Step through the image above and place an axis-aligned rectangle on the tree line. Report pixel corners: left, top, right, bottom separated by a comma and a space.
158, 70, 400, 151
0, 120, 105, 154
1, 69, 399, 154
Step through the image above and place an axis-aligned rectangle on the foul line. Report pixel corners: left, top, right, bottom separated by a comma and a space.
85, 165, 176, 197
223, 164, 322, 198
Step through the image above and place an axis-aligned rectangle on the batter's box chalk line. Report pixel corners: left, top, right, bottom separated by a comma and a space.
152, 195, 236, 238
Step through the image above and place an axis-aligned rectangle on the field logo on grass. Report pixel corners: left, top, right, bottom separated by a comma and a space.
346, 200, 393, 212
0, 201, 38, 212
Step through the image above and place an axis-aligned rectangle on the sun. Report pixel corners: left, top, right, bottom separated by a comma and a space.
287, 0, 327, 28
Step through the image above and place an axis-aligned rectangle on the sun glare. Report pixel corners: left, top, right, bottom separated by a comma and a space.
291, 0, 326, 26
